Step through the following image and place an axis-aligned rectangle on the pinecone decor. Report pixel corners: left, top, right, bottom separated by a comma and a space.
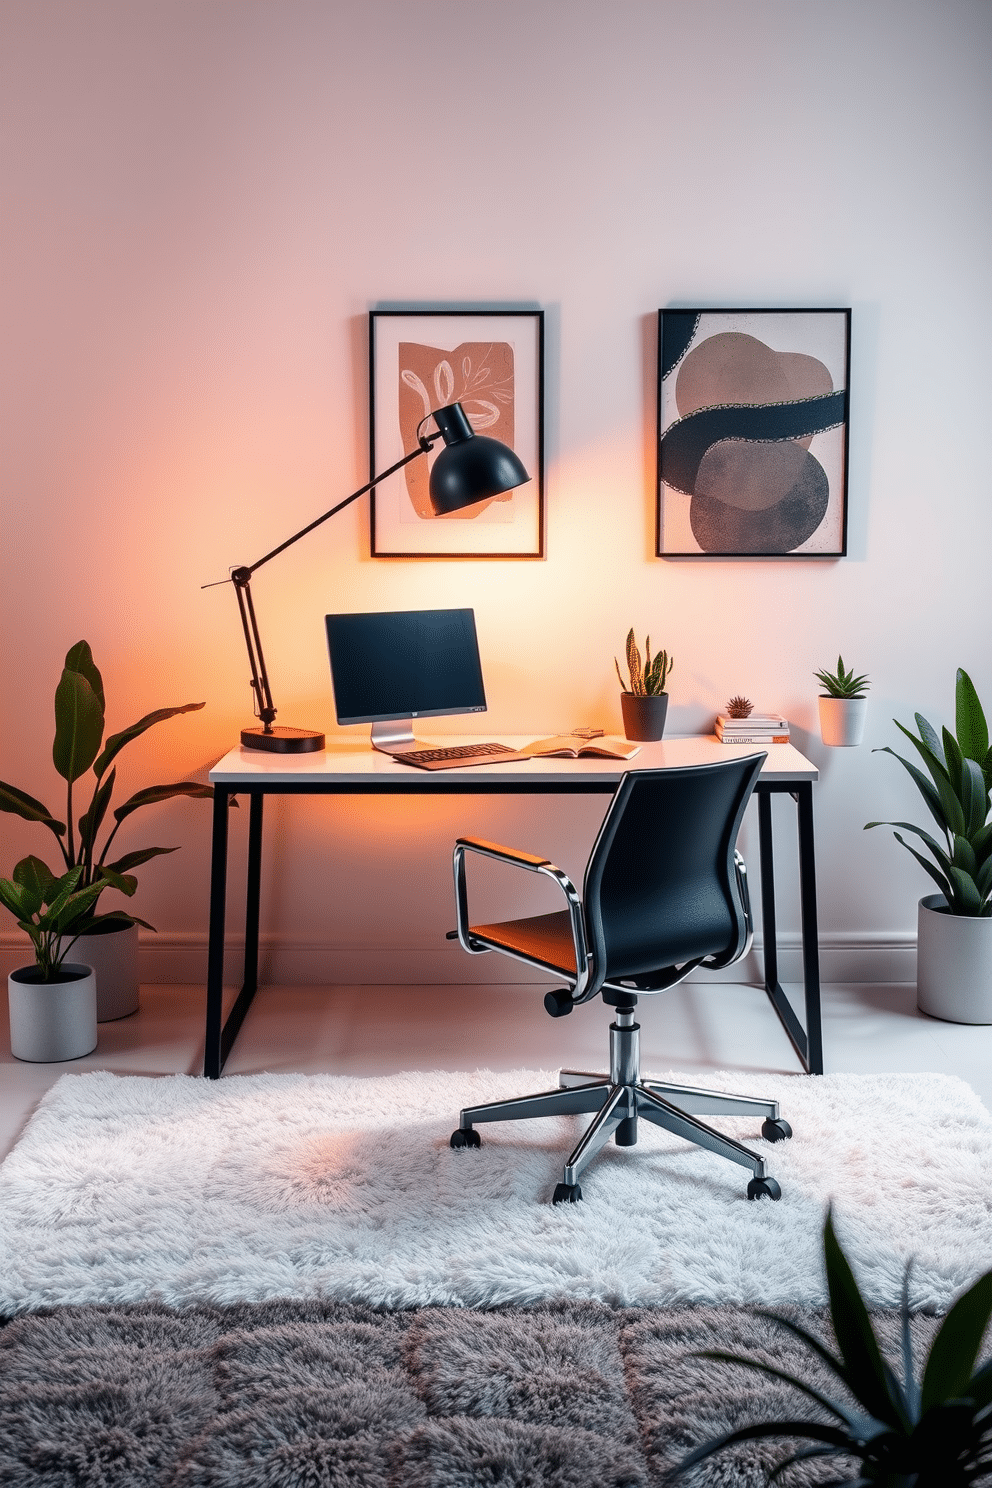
726, 696, 753, 718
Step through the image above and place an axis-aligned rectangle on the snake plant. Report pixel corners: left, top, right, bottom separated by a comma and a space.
865, 668, 992, 917
615, 628, 673, 696
679, 1208, 992, 1485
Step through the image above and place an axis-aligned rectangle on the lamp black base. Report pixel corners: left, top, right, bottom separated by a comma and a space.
240, 726, 325, 754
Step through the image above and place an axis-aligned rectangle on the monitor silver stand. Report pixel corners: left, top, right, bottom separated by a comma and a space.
370, 720, 421, 754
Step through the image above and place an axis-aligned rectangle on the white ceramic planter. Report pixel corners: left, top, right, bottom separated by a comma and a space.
917, 893, 992, 1023
8, 963, 98, 1062
818, 695, 868, 747
73, 922, 140, 1021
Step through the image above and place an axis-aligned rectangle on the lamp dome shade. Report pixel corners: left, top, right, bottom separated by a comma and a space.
427, 402, 530, 515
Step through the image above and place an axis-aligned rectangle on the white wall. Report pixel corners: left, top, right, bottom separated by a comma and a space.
2, 0, 990, 984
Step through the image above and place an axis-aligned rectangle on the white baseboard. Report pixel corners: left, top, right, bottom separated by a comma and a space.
0, 931, 917, 986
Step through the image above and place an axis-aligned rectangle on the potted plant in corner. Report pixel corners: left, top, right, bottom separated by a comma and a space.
677, 1208, 992, 1485
0, 858, 112, 1060
0, 641, 213, 1021
866, 667, 992, 1022
615, 629, 673, 741
815, 654, 870, 746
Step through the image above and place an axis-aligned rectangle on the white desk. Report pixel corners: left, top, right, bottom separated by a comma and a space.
206, 737, 821, 1078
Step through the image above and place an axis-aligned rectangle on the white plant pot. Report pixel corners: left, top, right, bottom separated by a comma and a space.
818, 695, 868, 747
72, 922, 140, 1021
917, 893, 992, 1023
7, 963, 98, 1062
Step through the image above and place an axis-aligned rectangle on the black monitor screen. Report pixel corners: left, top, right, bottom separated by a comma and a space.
325, 608, 487, 724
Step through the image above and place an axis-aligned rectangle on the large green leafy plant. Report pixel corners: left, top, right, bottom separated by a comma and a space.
679, 1210, 992, 1486
0, 642, 212, 945
865, 668, 992, 917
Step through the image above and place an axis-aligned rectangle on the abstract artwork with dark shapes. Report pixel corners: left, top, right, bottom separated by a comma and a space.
657, 308, 851, 557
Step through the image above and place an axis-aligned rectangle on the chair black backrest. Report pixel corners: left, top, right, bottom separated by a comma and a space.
582, 755, 765, 981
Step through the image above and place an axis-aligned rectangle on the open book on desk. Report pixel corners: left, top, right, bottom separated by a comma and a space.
524, 734, 641, 760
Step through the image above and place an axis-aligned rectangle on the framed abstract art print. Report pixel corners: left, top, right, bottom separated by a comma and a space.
369, 309, 544, 557
657, 308, 851, 557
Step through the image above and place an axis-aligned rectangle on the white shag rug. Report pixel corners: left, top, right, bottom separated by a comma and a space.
1, 1067, 990, 1316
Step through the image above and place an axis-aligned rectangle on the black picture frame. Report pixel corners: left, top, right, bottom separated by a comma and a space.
369, 308, 545, 558
657, 307, 851, 558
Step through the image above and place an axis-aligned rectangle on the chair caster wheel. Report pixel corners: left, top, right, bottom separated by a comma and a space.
761, 1117, 792, 1143
552, 1182, 582, 1204
747, 1176, 781, 1201
450, 1128, 481, 1149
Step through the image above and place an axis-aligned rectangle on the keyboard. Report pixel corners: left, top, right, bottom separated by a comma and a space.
391, 742, 530, 771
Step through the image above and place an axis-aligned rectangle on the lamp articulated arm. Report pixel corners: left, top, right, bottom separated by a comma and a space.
228, 432, 440, 742
207, 400, 529, 754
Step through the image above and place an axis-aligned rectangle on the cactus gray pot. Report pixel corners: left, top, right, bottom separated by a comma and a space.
620, 692, 669, 742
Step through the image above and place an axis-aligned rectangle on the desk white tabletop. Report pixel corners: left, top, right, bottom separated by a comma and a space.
209, 735, 818, 785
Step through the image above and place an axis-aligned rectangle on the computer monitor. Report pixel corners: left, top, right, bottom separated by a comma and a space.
325, 608, 488, 752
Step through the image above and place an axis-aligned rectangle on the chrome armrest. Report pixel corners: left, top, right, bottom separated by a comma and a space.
700, 849, 754, 970
452, 835, 594, 1000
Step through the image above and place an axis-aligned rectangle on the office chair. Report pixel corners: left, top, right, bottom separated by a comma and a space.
448, 756, 792, 1204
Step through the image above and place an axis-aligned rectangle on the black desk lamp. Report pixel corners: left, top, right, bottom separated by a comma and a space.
208, 402, 530, 754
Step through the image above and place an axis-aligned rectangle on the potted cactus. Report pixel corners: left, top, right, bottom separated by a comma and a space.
0, 641, 212, 1021
815, 655, 870, 746
866, 667, 992, 1022
615, 629, 673, 741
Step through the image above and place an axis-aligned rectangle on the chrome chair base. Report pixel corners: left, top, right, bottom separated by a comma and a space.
451, 1011, 790, 1202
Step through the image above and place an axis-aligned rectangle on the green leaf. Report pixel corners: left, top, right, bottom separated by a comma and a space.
915, 713, 946, 767
893, 724, 966, 835
823, 1210, 909, 1430
50, 880, 109, 935
52, 670, 104, 784
953, 835, 978, 878
695, 1346, 866, 1432
96, 867, 138, 897
0, 780, 66, 836
44, 865, 85, 919
678, 1418, 855, 1475
948, 866, 984, 915
104, 846, 179, 873
957, 669, 989, 765
63, 641, 105, 716
111, 781, 212, 824
943, 727, 964, 794
875, 746, 957, 837
865, 820, 953, 877
76, 909, 156, 934
12, 855, 57, 906
960, 757, 991, 839
0, 875, 41, 920
893, 834, 953, 901
78, 767, 115, 856
921, 1270, 992, 1413
92, 702, 206, 780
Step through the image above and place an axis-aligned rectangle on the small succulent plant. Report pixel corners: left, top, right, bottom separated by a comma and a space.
726, 696, 753, 719
815, 656, 870, 699
615, 629, 673, 697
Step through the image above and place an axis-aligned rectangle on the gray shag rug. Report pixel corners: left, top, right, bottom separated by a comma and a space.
0, 1298, 946, 1487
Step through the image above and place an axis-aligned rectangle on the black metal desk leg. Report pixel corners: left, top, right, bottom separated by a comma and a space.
204, 785, 231, 1079
757, 791, 779, 993
243, 791, 264, 998
757, 788, 812, 1074
796, 783, 824, 1075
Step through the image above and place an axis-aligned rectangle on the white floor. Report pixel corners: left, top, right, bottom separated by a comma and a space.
3, 978, 992, 1161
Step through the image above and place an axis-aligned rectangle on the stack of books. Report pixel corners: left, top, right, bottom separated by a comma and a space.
715, 713, 790, 745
